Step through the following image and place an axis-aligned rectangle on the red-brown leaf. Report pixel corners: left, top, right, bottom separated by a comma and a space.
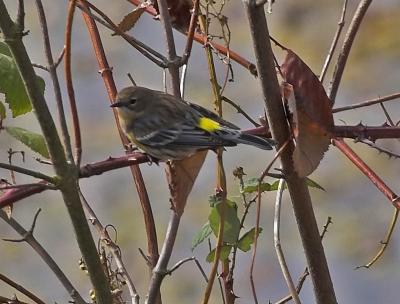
153, 0, 193, 31
281, 50, 334, 177
116, 5, 147, 33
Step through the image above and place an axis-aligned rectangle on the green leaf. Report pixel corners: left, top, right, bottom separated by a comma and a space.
191, 222, 213, 251
208, 197, 240, 244
237, 227, 263, 252
0, 101, 5, 119
5, 126, 49, 158
0, 44, 45, 117
305, 177, 325, 191
270, 180, 284, 191
269, 178, 324, 192
241, 177, 272, 194
206, 245, 232, 263
0, 42, 11, 56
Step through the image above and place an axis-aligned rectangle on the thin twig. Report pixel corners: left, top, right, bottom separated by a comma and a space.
0, 182, 55, 190
166, 256, 208, 282
155, 0, 181, 96
65, 0, 82, 165
250, 140, 289, 304
273, 217, 333, 304
328, 0, 373, 103
79, 189, 139, 304
0, 273, 46, 304
244, 2, 338, 303
332, 138, 400, 209
0, 162, 54, 183
274, 178, 302, 304
198, 11, 230, 304
34, 0, 74, 163
222, 96, 260, 127
319, 0, 348, 83
332, 92, 400, 113
78, 0, 160, 287
0, 209, 86, 304
180, 0, 200, 65
357, 209, 399, 269
146, 1, 184, 303
76, 1, 168, 68
360, 140, 400, 159
127, 0, 258, 76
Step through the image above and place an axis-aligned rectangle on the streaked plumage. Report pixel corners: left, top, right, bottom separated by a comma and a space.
111, 86, 275, 160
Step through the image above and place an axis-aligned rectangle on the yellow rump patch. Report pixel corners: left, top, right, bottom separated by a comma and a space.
198, 117, 220, 132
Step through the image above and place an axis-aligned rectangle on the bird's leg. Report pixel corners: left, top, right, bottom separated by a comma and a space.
145, 154, 160, 166
124, 143, 138, 153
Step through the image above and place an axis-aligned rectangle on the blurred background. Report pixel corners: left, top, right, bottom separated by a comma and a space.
1, 0, 400, 303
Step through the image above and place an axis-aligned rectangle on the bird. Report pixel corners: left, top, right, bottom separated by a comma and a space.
111, 86, 275, 161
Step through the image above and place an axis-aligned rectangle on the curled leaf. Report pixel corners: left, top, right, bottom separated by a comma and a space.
116, 6, 146, 33
281, 50, 334, 177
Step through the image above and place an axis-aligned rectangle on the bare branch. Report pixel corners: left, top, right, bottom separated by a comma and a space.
333, 92, 400, 113
274, 178, 302, 304
65, 0, 82, 165
320, 0, 348, 83
328, 0, 373, 102
332, 138, 400, 209
222, 96, 260, 127
79, 189, 139, 304
244, 2, 338, 303
0, 273, 46, 304
356, 209, 399, 269
34, 0, 74, 163
0, 209, 86, 304
0, 162, 54, 183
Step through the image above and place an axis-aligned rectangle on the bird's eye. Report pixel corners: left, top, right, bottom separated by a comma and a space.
129, 98, 137, 105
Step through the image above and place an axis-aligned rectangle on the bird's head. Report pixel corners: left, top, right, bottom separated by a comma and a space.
111, 86, 153, 120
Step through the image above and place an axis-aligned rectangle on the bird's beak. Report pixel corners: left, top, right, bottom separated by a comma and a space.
110, 101, 123, 108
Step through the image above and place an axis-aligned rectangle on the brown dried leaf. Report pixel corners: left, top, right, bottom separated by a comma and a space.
116, 6, 146, 33
165, 151, 207, 215
153, 0, 193, 31
281, 50, 334, 177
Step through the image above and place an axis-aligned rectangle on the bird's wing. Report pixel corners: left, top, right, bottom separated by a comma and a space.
186, 102, 241, 130
159, 93, 240, 130
134, 120, 235, 148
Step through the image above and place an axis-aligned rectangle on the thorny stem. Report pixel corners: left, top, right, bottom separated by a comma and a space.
332, 138, 400, 209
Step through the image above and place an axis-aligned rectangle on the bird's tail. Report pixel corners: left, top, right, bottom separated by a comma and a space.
236, 132, 275, 150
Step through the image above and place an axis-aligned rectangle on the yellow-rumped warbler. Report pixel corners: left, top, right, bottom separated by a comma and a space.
111, 86, 275, 161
